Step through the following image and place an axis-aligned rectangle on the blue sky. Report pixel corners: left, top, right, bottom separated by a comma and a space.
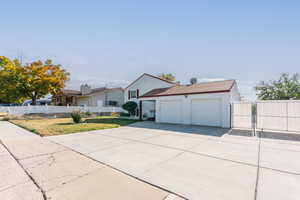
1, 1, 300, 100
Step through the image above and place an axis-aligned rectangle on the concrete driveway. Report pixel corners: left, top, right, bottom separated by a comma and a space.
0, 122, 181, 200
48, 121, 300, 200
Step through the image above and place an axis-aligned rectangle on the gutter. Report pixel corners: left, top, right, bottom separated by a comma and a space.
140, 89, 231, 98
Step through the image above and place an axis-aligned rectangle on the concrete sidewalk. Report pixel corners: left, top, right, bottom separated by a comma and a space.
0, 122, 182, 200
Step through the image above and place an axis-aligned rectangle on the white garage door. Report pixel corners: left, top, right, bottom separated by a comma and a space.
160, 100, 182, 124
191, 99, 222, 127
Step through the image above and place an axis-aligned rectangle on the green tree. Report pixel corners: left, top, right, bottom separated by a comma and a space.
158, 73, 176, 82
0, 56, 25, 103
0, 56, 70, 105
122, 101, 137, 115
255, 73, 300, 100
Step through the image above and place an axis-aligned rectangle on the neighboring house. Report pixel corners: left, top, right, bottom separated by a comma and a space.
125, 73, 241, 128
53, 84, 124, 107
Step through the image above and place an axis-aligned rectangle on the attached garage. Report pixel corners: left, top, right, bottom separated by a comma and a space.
140, 80, 241, 128
191, 99, 222, 126
160, 100, 182, 124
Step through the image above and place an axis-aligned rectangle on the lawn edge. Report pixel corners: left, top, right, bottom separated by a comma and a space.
8, 118, 140, 137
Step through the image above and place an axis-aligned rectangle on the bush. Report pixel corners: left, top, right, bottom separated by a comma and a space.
84, 111, 92, 117
122, 101, 137, 116
71, 111, 82, 123
111, 112, 120, 117
120, 112, 130, 117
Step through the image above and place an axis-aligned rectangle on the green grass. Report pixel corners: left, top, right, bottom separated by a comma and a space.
10, 117, 138, 136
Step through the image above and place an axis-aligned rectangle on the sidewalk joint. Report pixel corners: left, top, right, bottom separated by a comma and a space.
0, 140, 47, 200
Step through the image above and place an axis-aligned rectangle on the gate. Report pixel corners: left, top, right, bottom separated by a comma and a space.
231, 102, 253, 130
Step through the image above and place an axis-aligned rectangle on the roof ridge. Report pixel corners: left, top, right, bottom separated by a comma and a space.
195, 79, 235, 85
125, 73, 176, 89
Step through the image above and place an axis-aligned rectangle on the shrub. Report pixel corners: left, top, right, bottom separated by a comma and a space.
84, 111, 92, 117
71, 111, 82, 123
120, 112, 130, 117
111, 112, 120, 117
122, 101, 137, 116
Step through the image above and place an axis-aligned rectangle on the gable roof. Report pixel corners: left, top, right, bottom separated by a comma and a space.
91, 87, 106, 93
140, 80, 236, 98
125, 73, 176, 89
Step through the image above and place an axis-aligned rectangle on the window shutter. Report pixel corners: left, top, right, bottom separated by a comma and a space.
137, 89, 139, 98
128, 90, 131, 99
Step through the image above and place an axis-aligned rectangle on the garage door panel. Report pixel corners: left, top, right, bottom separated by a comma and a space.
191, 99, 222, 127
160, 100, 182, 124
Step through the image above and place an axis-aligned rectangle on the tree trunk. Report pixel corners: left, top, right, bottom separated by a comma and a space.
31, 97, 37, 105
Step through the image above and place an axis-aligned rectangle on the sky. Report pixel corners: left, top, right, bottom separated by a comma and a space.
1, 0, 300, 100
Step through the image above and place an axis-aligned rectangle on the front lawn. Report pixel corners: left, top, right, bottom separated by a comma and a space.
10, 117, 138, 136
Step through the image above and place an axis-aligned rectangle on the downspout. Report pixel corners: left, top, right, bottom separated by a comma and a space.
139, 101, 143, 121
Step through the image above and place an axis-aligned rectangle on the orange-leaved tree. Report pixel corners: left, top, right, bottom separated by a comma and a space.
21, 60, 70, 105
0, 56, 69, 105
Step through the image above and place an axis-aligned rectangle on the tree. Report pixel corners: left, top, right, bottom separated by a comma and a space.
0, 56, 70, 105
122, 101, 138, 115
21, 60, 70, 105
0, 56, 26, 103
158, 73, 176, 82
190, 77, 197, 84
255, 73, 300, 100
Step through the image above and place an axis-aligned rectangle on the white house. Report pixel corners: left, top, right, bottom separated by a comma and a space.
125, 73, 241, 128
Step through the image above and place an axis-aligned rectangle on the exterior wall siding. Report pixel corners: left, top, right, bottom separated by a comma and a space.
124, 75, 174, 103
75, 89, 124, 107
230, 83, 241, 102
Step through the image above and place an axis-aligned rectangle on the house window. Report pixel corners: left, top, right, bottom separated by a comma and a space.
129, 90, 137, 98
104, 101, 118, 107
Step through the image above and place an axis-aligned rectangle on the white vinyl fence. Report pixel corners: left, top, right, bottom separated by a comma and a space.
257, 101, 300, 132
0, 105, 124, 116
231, 102, 253, 129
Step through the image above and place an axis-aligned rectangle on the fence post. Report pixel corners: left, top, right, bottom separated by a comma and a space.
286, 102, 289, 132
253, 102, 257, 137
229, 103, 232, 129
